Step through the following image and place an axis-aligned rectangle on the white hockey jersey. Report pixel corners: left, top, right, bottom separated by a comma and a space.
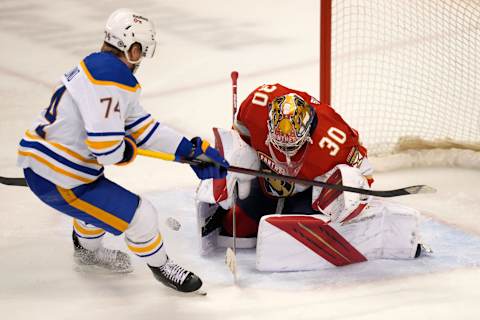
18, 52, 193, 188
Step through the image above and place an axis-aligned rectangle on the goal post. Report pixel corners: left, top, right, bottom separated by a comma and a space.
320, 0, 480, 166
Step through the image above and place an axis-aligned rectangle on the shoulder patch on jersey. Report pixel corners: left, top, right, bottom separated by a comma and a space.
81, 52, 140, 92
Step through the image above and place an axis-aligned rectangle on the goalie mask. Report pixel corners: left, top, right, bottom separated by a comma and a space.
266, 93, 315, 159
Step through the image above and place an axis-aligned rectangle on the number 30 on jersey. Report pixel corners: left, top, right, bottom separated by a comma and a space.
319, 127, 346, 156
252, 85, 278, 107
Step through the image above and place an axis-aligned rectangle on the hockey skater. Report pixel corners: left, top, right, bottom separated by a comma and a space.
17, 9, 229, 293
196, 83, 425, 271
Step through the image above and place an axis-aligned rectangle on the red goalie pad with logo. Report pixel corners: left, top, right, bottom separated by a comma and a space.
266, 215, 366, 266
256, 214, 367, 271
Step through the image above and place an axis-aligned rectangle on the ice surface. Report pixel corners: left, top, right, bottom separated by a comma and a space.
1, 1, 479, 320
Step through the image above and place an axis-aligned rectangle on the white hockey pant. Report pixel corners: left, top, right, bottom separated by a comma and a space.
74, 197, 167, 267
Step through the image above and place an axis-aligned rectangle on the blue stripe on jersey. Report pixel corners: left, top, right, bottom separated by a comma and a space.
35, 125, 47, 139
35, 86, 67, 138
20, 139, 104, 176
91, 140, 124, 156
137, 122, 159, 147
86, 131, 125, 137
125, 114, 151, 131
74, 231, 105, 240
174, 137, 193, 159
83, 52, 138, 88
45, 86, 67, 123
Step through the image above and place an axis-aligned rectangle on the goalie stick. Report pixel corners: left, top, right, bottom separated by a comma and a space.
225, 71, 239, 282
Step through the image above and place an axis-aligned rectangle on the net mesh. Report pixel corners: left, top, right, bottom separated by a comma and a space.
330, 0, 480, 156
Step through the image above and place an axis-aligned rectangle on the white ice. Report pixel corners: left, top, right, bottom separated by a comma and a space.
1, 1, 480, 320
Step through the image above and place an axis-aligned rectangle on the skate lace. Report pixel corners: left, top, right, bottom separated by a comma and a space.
160, 260, 189, 284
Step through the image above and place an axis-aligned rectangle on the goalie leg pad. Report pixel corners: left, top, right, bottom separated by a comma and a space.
196, 201, 257, 255
196, 201, 223, 256
222, 204, 259, 238
337, 199, 420, 260
256, 201, 420, 271
256, 214, 365, 271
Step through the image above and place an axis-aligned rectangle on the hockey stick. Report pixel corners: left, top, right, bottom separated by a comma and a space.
231, 71, 239, 124
0, 154, 436, 197
0, 176, 27, 186
225, 71, 239, 281
225, 183, 238, 282
137, 148, 436, 197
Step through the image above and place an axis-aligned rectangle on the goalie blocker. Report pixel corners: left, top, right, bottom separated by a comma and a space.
196, 128, 423, 271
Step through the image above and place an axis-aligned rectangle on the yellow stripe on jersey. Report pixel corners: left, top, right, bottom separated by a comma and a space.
131, 120, 154, 140
80, 61, 141, 92
25, 131, 99, 165
127, 234, 162, 254
18, 150, 94, 184
201, 140, 210, 152
57, 187, 129, 233
85, 139, 122, 150
73, 219, 105, 236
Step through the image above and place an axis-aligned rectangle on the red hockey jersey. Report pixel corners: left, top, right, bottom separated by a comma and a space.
235, 83, 369, 198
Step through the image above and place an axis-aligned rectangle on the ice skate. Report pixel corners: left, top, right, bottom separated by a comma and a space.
72, 232, 133, 273
148, 257, 204, 294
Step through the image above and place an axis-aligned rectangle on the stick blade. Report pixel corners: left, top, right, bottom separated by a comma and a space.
225, 247, 237, 278
404, 185, 437, 195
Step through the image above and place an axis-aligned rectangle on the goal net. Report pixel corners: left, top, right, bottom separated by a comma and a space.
320, 0, 480, 168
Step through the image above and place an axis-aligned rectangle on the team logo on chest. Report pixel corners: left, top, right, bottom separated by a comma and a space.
258, 152, 295, 197
258, 151, 287, 175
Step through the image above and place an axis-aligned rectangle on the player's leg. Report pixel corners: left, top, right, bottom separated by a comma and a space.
196, 178, 276, 253
24, 168, 202, 292
24, 168, 134, 272
72, 218, 105, 251
71, 219, 132, 271
282, 186, 317, 214
62, 178, 202, 292
223, 178, 278, 237
222, 181, 316, 237
355, 198, 423, 259
124, 197, 202, 292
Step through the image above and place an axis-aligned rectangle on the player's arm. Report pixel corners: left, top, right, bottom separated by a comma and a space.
311, 106, 374, 221
125, 100, 229, 179
318, 104, 374, 182
75, 86, 135, 166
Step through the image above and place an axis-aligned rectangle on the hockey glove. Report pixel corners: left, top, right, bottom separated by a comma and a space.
116, 135, 138, 166
188, 137, 229, 180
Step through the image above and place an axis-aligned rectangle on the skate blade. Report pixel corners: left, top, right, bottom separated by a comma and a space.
74, 261, 134, 274
421, 243, 433, 254
193, 289, 207, 296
